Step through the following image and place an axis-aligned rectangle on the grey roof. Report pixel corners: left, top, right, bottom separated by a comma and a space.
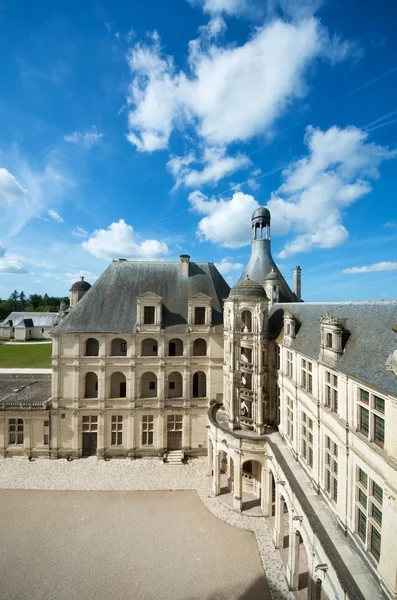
252, 206, 270, 221
53, 260, 230, 334
0, 378, 51, 409
70, 277, 91, 292
269, 302, 397, 397
228, 276, 268, 300
0, 312, 58, 328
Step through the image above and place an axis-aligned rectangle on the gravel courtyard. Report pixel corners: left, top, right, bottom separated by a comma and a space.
0, 488, 270, 600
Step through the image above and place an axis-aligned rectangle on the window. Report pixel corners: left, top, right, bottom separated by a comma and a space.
169, 342, 176, 356
355, 467, 383, 562
142, 415, 154, 445
44, 420, 50, 445
326, 333, 333, 348
148, 381, 156, 391
144, 306, 155, 324
286, 350, 293, 379
41, 328, 44, 333
9, 419, 23, 445
275, 345, 280, 370
121, 342, 127, 353
111, 415, 123, 445
169, 381, 175, 390
324, 435, 338, 503
301, 359, 313, 393
357, 388, 385, 448
325, 371, 338, 412
82, 415, 98, 431
301, 412, 313, 469
194, 306, 206, 325
286, 396, 294, 441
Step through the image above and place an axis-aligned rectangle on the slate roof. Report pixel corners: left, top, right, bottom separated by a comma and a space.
53, 260, 230, 334
0, 312, 58, 328
0, 378, 51, 409
269, 302, 397, 397
228, 276, 268, 300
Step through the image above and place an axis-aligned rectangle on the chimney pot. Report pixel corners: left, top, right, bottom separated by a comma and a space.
293, 266, 302, 301
180, 254, 190, 277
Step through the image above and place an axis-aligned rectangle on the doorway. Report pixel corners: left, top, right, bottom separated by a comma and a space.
167, 414, 182, 450
82, 415, 98, 457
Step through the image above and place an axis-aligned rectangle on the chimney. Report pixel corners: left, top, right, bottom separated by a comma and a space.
180, 254, 190, 277
293, 266, 302, 301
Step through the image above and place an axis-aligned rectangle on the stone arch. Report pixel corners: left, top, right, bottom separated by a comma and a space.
217, 449, 234, 495
192, 371, 206, 398
168, 338, 183, 356
141, 372, 157, 398
84, 372, 98, 398
85, 338, 99, 356
141, 338, 158, 356
110, 371, 126, 398
240, 458, 264, 513
193, 338, 207, 356
111, 338, 127, 356
168, 371, 183, 398
241, 309, 252, 332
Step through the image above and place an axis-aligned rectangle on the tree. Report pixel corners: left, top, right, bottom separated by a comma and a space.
9, 290, 19, 311
19, 291, 26, 311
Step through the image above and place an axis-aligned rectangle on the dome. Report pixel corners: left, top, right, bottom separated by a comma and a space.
265, 268, 279, 281
70, 276, 91, 292
228, 275, 268, 300
252, 206, 270, 221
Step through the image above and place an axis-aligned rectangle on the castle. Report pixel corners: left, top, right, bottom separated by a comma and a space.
0, 207, 396, 600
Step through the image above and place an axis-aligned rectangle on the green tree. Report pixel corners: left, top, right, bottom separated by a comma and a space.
9, 290, 19, 311
19, 291, 26, 311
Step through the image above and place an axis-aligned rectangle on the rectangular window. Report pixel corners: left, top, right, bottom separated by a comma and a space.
357, 509, 367, 541
301, 359, 313, 393
374, 415, 384, 446
111, 415, 123, 446
374, 396, 384, 413
301, 411, 313, 469
370, 527, 381, 561
194, 306, 206, 325
169, 381, 175, 390
9, 418, 24, 445
82, 415, 98, 431
324, 371, 338, 412
356, 468, 382, 561
286, 396, 294, 441
142, 415, 154, 445
143, 306, 155, 324
121, 342, 127, 353
357, 388, 385, 448
359, 406, 369, 435
372, 482, 383, 504
44, 420, 50, 445
360, 389, 369, 404
148, 381, 156, 391
324, 434, 338, 503
286, 350, 293, 379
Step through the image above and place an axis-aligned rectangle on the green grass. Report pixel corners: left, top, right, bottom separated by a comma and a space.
0, 343, 52, 368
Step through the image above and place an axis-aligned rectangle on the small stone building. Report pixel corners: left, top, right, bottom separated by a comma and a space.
0, 312, 58, 340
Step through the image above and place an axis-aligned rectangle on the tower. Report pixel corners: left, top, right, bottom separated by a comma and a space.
69, 276, 91, 307
223, 276, 269, 434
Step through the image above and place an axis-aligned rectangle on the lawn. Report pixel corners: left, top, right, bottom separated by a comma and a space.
0, 343, 52, 368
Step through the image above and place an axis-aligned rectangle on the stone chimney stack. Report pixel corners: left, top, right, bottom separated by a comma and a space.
293, 266, 302, 301
180, 254, 190, 277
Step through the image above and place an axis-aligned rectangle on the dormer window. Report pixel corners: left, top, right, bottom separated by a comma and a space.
144, 306, 155, 325
283, 311, 298, 346
320, 313, 348, 364
326, 333, 333, 348
194, 307, 206, 325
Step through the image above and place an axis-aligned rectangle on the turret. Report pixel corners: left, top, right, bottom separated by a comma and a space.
69, 276, 91, 307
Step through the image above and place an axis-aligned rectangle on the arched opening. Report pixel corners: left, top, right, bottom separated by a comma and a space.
141, 338, 158, 356
278, 495, 291, 571
241, 459, 263, 514
111, 338, 127, 356
193, 338, 207, 356
168, 338, 183, 356
85, 338, 99, 356
85, 372, 98, 398
110, 372, 126, 398
168, 371, 183, 398
141, 372, 157, 398
296, 532, 309, 597
219, 451, 234, 495
241, 310, 252, 332
192, 371, 206, 398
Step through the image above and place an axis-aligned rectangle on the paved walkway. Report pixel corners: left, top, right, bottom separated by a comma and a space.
0, 368, 52, 374
0, 457, 292, 600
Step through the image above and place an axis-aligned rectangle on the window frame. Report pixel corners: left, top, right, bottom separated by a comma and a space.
357, 387, 385, 448
355, 466, 383, 562
141, 415, 154, 446
9, 418, 24, 445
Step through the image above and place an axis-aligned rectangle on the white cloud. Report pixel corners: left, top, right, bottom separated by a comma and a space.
82, 219, 169, 260
48, 208, 64, 223
0, 245, 29, 274
188, 0, 249, 16
167, 146, 251, 188
64, 127, 103, 148
65, 270, 98, 283
344, 262, 397, 274
189, 190, 259, 247
126, 18, 352, 153
214, 258, 244, 274
72, 226, 88, 238
0, 159, 72, 237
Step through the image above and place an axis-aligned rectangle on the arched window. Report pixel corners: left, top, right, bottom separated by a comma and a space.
111, 338, 127, 356
168, 371, 183, 398
141, 338, 158, 356
85, 372, 98, 398
85, 338, 99, 356
168, 338, 183, 356
192, 371, 206, 398
141, 372, 157, 398
193, 338, 207, 357
110, 372, 126, 398
241, 310, 252, 332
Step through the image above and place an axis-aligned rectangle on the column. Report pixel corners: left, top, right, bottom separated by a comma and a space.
273, 491, 284, 548
72, 410, 79, 458
157, 411, 165, 451
50, 410, 59, 459
158, 366, 165, 404
127, 410, 135, 457
98, 366, 106, 401
73, 366, 80, 400
233, 455, 242, 511
182, 410, 190, 450
24, 417, 32, 458
261, 467, 272, 515
287, 529, 300, 590
207, 435, 213, 476
212, 451, 221, 496
97, 411, 105, 459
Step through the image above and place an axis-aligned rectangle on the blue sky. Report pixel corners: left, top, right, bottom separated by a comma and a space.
1, 0, 397, 301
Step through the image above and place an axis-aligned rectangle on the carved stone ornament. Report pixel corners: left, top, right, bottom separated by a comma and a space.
388, 349, 397, 377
